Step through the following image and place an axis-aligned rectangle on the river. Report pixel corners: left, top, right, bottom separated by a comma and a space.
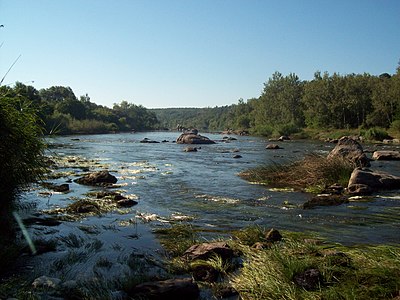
18, 131, 400, 282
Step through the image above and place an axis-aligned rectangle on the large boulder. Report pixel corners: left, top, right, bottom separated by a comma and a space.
176, 133, 215, 144
74, 170, 117, 186
372, 150, 400, 160
347, 168, 400, 195
327, 136, 370, 167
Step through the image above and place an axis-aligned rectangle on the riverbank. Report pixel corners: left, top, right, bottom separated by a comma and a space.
1, 132, 399, 299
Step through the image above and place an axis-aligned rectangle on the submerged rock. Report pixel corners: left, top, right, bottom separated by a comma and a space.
74, 170, 117, 186
176, 132, 215, 144
32, 276, 61, 289
129, 278, 199, 300
266, 144, 282, 149
327, 136, 370, 167
183, 146, 198, 152
303, 194, 349, 209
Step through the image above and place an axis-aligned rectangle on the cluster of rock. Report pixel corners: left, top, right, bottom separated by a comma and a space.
304, 136, 400, 208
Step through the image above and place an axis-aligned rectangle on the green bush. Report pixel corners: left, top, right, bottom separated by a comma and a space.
362, 127, 391, 141
0, 95, 46, 252
390, 120, 400, 132
275, 123, 301, 136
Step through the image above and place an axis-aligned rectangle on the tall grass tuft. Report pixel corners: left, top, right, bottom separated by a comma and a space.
240, 154, 354, 191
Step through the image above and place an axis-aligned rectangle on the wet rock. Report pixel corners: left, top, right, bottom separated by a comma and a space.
347, 168, 400, 195
32, 276, 61, 289
324, 183, 345, 195
266, 144, 282, 149
74, 170, 117, 186
223, 136, 237, 141
327, 136, 370, 167
192, 265, 219, 282
347, 183, 373, 195
183, 241, 234, 261
279, 135, 290, 141
176, 132, 216, 144
116, 198, 138, 208
372, 150, 400, 160
41, 182, 70, 193
23, 216, 62, 227
95, 191, 126, 200
303, 194, 349, 209
183, 146, 198, 152
293, 268, 322, 290
233, 154, 242, 159
140, 138, 160, 143
129, 278, 199, 300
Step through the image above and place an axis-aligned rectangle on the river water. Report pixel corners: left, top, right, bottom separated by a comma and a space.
18, 132, 400, 281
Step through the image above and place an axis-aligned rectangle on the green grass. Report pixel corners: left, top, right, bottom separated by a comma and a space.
230, 232, 400, 300
240, 154, 354, 192
154, 223, 198, 257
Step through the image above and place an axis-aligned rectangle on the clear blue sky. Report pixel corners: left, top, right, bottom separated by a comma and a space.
1, 0, 399, 108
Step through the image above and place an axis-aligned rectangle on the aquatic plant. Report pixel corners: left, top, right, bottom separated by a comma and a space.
240, 154, 354, 191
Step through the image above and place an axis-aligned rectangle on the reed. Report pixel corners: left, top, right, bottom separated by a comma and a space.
240, 154, 354, 191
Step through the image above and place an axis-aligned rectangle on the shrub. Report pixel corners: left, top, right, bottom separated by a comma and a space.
390, 120, 400, 132
362, 127, 391, 141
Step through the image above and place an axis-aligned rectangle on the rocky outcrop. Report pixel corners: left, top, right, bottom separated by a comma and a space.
347, 168, 400, 195
176, 133, 216, 144
183, 241, 234, 261
129, 278, 199, 300
372, 150, 400, 160
74, 171, 117, 186
327, 136, 370, 167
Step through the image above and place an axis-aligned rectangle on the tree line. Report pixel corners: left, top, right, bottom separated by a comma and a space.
0, 84, 159, 135
154, 65, 400, 138
1, 63, 399, 137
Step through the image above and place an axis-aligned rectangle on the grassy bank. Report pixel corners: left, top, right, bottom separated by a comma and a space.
156, 224, 400, 300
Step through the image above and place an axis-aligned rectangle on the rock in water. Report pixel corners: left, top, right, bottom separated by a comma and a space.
347, 168, 400, 195
176, 133, 215, 144
372, 150, 400, 160
129, 278, 199, 300
327, 136, 370, 167
74, 170, 117, 186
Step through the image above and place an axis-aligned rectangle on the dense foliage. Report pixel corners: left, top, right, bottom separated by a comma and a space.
0, 87, 47, 245
1, 84, 159, 134
153, 65, 400, 138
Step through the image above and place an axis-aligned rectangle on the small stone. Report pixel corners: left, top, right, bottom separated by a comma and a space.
265, 228, 282, 242
32, 276, 61, 289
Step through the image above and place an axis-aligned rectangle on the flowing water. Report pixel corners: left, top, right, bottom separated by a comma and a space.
18, 132, 400, 282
